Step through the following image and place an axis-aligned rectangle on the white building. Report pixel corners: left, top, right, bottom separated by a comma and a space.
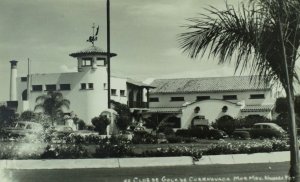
8, 46, 153, 124
147, 76, 278, 129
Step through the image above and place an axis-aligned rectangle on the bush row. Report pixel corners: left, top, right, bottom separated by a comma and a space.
0, 138, 289, 159
203, 139, 289, 155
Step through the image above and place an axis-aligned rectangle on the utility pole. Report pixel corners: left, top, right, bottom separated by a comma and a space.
107, 0, 111, 109
27, 58, 31, 101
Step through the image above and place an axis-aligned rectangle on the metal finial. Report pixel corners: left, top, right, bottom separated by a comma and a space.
87, 23, 99, 46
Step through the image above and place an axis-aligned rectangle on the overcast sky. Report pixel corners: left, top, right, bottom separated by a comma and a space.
0, 0, 298, 101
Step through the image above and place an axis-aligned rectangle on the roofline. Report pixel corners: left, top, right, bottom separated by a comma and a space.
150, 88, 271, 94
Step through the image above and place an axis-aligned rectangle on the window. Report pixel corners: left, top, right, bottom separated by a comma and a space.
223, 95, 237, 100
81, 83, 86, 90
88, 83, 94, 89
170, 97, 184, 101
60, 84, 71, 91
111, 89, 117, 96
45, 84, 56, 91
196, 96, 210, 101
250, 94, 265, 99
21, 77, 27, 82
82, 59, 92, 66
32, 85, 43, 91
149, 97, 159, 102
120, 90, 125, 97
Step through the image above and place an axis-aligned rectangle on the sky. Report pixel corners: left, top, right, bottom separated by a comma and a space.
0, 0, 299, 101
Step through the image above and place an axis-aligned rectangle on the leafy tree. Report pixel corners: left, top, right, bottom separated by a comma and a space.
179, 1, 300, 179
91, 115, 111, 135
111, 100, 132, 131
275, 95, 300, 114
34, 92, 70, 125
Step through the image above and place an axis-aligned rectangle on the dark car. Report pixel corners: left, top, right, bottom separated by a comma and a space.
176, 125, 228, 140
250, 123, 287, 139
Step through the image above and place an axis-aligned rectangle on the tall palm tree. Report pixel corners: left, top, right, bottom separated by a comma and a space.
34, 92, 70, 124
179, 0, 300, 180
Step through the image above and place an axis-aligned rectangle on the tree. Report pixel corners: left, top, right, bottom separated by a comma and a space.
91, 115, 111, 135
111, 100, 132, 131
179, 1, 300, 180
34, 92, 70, 125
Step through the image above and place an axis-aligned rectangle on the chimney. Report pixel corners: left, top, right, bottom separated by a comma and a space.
9, 60, 18, 101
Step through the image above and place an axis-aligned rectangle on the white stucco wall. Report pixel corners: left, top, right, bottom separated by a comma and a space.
111, 76, 128, 105
181, 100, 242, 128
149, 90, 274, 108
17, 65, 110, 124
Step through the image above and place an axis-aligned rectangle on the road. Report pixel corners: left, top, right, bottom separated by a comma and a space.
0, 162, 291, 182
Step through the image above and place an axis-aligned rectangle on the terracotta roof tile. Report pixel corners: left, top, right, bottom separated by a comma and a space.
150, 76, 270, 94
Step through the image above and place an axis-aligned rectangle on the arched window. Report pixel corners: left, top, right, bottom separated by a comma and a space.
22, 90, 27, 101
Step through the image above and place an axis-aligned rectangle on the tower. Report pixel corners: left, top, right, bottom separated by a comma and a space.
9, 60, 18, 101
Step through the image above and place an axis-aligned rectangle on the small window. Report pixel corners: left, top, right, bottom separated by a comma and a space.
21, 77, 27, 82
45, 84, 56, 91
120, 90, 125, 96
32, 85, 43, 91
196, 96, 210, 101
223, 95, 237, 100
111, 89, 117, 96
81, 83, 86, 90
82, 59, 92, 66
170, 97, 184, 102
149, 97, 159, 102
60, 84, 71, 91
250, 94, 265, 99
88, 83, 94, 89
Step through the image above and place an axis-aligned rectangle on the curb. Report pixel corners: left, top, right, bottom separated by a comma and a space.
0, 152, 290, 169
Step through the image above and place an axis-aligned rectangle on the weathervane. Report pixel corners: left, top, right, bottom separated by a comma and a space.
87, 23, 99, 46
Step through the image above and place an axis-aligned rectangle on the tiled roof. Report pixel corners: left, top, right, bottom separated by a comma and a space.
150, 76, 270, 94
241, 105, 274, 112
127, 78, 155, 88
69, 46, 117, 57
147, 107, 181, 113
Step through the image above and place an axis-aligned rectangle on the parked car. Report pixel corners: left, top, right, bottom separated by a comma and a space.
176, 125, 228, 140
1, 121, 43, 138
250, 123, 287, 139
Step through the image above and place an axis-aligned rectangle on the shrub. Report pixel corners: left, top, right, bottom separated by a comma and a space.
140, 146, 202, 159
215, 115, 236, 135
203, 139, 289, 155
41, 144, 90, 159
91, 115, 110, 135
132, 130, 158, 144
94, 136, 133, 158
20, 110, 36, 121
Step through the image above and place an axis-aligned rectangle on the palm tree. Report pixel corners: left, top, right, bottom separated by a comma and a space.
179, 0, 300, 180
34, 92, 70, 125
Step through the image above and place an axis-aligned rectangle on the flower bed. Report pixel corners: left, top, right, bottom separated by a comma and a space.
0, 138, 290, 160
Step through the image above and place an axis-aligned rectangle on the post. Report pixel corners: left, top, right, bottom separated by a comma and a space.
107, 0, 111, 109
27, 58, 31, 101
